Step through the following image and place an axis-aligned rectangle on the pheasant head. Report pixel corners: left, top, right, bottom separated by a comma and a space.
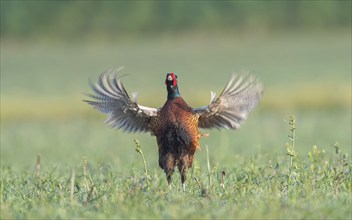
165, 73, 181, 100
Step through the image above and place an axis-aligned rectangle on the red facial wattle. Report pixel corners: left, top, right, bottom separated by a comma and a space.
165, 73, 177, 87
170, 73, 177, 86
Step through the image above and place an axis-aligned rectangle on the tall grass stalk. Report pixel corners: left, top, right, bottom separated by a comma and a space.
205, 145, 211, 190
70, 169, 75, 202
288, 115, 296, 170
81, 158, 98, 197
35, 155, 41, 179
286, 115, 297, 190
134, 139, 149, 184
220, 171, 225, 190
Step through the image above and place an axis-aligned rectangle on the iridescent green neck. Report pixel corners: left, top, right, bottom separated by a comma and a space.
167, 85, 181, 100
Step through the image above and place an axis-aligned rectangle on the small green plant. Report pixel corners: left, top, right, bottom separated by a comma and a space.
134, 139, 150, 184
286, 115, 296, 170
285, 115, 299, 191
331, 142, 350, 196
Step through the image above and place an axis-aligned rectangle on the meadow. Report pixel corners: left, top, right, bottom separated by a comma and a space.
1, 31, 351, 219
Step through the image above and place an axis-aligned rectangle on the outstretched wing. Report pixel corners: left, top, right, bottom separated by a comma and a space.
193, 74, 263, 130
84, 69, 158, 133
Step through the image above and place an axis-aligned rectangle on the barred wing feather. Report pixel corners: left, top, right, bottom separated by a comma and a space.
193, 74, 263, 130
84, 70, 158, 132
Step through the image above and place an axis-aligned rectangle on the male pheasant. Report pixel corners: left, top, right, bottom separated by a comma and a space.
85, 70, 263, 191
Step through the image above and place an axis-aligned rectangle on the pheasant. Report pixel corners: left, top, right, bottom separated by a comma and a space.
85, 69, 263, 191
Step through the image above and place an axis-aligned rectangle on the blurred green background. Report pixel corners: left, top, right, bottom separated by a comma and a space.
1, 1, 351, 171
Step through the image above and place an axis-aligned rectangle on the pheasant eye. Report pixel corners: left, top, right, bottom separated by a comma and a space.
167, 75, 173, 81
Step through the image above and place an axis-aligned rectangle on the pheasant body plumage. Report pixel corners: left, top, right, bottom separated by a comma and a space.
150, 97, 200, 187
85, 70, 263, 191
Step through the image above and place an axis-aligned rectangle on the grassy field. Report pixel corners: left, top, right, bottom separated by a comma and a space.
1, 31, 351, 219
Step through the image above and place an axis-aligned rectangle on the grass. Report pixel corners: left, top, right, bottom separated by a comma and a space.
1, 116, 351, 219
1, 31, 351, 218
